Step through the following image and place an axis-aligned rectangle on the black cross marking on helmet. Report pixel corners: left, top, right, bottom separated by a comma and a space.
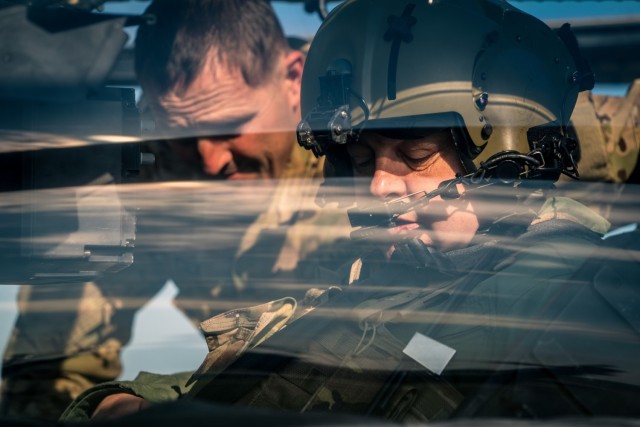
384, 3, 417, 100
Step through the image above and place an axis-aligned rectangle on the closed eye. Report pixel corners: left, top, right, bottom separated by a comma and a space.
347, 144, 375, 175
400, 144, 438, 170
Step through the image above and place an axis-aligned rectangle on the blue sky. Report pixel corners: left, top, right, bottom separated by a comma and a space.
273, 1, 640, 38
511, 1, 640, 21
103, 1, 640, 40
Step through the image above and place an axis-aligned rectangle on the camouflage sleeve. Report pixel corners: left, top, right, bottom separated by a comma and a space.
571, 79, 640, 182
58, 370, 194, 422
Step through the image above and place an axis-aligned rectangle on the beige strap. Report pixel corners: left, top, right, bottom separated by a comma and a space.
348, 257, 364, 286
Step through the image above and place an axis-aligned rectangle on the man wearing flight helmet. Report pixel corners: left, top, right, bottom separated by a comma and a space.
61, 0, 617, 422
286, 0, 615, 418
298, 0, 602, 253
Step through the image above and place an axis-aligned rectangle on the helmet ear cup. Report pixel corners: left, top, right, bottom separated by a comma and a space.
468, 10, 581, 165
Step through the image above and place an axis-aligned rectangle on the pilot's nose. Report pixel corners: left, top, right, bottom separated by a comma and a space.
197, 139, 232, 176
369, 161, 407, 200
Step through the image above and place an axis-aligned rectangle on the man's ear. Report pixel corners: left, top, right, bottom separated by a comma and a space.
282, 50, 305, 117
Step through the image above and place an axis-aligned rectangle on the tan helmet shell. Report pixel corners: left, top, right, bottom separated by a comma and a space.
301, 0, 581, 167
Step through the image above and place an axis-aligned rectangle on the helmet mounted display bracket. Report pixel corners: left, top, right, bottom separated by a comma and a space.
297, 60, 369, 157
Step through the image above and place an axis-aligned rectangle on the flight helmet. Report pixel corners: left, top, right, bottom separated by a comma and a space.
297, 0, 594, 184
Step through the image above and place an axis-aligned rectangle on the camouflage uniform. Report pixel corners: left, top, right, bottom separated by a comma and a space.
59, 194, 612, 422
561, 79, 640, 223
1, 143, 352, 421
570, 79, 640, 183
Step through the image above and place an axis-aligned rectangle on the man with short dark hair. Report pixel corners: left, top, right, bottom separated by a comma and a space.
135, 0, 306, 182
